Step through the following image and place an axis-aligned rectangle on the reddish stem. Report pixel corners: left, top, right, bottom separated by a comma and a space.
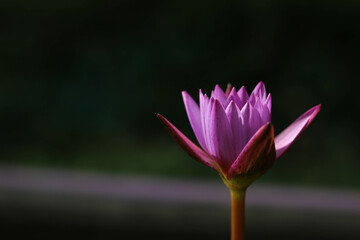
230, 189, 246, 240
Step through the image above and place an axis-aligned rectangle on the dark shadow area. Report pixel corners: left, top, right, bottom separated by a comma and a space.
2, 198, 359, 240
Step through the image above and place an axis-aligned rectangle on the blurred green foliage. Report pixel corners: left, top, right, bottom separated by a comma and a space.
0, 1, 359, 188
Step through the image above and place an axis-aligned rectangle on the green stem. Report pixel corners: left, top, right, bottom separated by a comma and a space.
230, 188, 246, 240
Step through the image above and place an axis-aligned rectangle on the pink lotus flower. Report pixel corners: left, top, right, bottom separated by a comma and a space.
157, 82, 320, 185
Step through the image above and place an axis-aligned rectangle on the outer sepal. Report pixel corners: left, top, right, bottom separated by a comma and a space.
156, 114, 224, 175
227, 123, 276, 180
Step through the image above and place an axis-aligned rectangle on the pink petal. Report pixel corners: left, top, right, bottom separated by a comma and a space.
156, 114, 222, 173
213, 85, 227, 104
182, 91, 207, 150
266, 93, 272, 112
255, 99, 270, 123
240, 102, 251, 142
226, 101, 246, 157
252, 81, 267, 101
225, 88, 242, 109
204, 97, 216, 155
249, 104, 262, 137
237, 86, 249, 108
261, 104, 271, 123
275, 104, 321, 158
208, 100, 235, 169
227, 123, 276, 179
199, 91, 210, 152
249, 82, 265, 105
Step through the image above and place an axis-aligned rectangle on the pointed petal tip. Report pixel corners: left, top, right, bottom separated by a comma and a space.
264, 122, 274, 132
238, 85, 248, 93
181, 90, 189, 97
227, 99, 235, 108
304, 104, 321, 127
309, 103, 322, 112
156, 113, 167, 123
213, 99, 222, 115
214, 84, 222, 92
253, 81, 265, 90
181, 91, 191, 102
155, 113, 165, 119
312, 103, 322, 113
254, 122, 274, 141
275, 104, 321, 159
182, 90, 208, 150
156, 114, 222, 173
214, 98, 227, 112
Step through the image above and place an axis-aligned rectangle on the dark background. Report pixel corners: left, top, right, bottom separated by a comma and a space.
0, 1, 360, 239
1, 0, 359, 187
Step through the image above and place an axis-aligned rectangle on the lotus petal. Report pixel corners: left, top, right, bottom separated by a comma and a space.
275, 104, 321, 158
182, 91, 207, 150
